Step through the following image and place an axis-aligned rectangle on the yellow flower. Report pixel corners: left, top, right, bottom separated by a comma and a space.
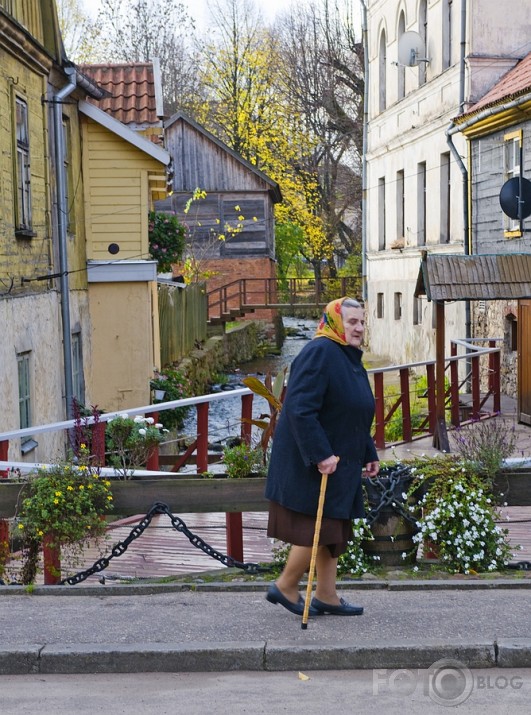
67, 485, 74, 491
80, 443, 86, 449
105, 481, 111, 487
55, 491, 62, 497
79, 485, 84, 490
38, 530, 44, 536
54, 499, 59, 504
253, 216, 257, 221
238, 215, 244, 221
107, 495, 113, 501
18, 523, 24, 530
88, 484, 93, 489
78, 465, 88, 472
234, 205, 240, 211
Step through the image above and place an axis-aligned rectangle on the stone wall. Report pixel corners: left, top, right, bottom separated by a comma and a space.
176, 320, 273, 394
472, 299, 518, 398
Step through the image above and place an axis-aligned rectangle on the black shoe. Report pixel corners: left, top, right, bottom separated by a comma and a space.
311, 597, 364, 616
266, 583, 319, 616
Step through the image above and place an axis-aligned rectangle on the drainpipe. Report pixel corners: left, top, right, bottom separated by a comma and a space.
360, 0, 369, 302
53, 66, 77, 419
445, 0, 471, 386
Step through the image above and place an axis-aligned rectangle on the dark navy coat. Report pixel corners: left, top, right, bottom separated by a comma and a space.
265, 338, 378, 520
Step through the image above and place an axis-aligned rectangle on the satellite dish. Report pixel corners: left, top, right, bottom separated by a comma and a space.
397, 31, 425, 67
499, 177, 531, 220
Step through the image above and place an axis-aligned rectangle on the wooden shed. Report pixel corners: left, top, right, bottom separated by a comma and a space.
415, 253, 531, 429
155, 112, 282, 325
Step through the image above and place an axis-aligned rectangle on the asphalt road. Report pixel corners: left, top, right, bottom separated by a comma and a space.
1, 669, 530, 714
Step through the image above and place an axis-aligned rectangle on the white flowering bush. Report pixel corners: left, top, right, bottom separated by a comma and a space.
337, 518, 377, 577
411, 473, 513, 574
105, 414, 168, 479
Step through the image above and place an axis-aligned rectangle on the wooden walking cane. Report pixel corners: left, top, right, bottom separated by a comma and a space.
301, 470, 329, 630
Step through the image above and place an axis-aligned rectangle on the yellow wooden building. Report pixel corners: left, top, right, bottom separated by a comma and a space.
0, 1, 169, 461
80, 100, 169, 411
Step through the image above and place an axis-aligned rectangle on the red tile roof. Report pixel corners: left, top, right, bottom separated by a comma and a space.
460, 52, 531, 120
78, 62, 162, 127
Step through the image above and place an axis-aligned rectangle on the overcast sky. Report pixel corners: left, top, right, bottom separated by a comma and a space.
82, 0, 304, 27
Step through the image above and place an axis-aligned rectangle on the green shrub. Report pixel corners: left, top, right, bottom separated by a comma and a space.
148, 211, 186, 272
222, 443, 265, 478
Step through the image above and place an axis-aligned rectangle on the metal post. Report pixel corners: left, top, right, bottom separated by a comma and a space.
373, 371, 385, 448
196, 403, 209, 474
226, 394, 253, 563
43, 534, 61, 585
400, 368, 412, 442
146, 411, 160, 471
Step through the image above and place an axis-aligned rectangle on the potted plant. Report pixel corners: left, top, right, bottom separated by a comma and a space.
408, 459, 513, 573
222, 442, 266, 479
148, 211, 186, 273
15, 445, 113, 584
105, 414, 167, 479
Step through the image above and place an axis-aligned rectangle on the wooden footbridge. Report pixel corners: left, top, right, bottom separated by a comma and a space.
207, 276, 361, 325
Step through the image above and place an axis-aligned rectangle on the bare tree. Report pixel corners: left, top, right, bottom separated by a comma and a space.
56, 0, 110, 62
97, 0, 200, 115
275, 0, 364, 271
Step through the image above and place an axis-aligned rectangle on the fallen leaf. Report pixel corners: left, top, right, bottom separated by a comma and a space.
298, 672, 310, 681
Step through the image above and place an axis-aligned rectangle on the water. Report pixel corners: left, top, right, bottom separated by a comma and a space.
182, 316, 318, 446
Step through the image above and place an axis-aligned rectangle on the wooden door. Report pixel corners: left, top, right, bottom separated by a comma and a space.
518, 299, 531, 425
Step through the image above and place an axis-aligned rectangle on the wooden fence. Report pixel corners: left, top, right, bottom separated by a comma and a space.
158, 281, 207, 365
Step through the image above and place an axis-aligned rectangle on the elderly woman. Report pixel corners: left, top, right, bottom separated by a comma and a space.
265, 297, 379, 617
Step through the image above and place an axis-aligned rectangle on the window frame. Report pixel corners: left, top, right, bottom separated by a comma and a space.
72, 332, 85, 406
504, 130, 523, 237
14, 95, 34, 237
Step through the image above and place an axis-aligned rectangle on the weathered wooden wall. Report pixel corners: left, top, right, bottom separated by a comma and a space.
158, 281, 208, 365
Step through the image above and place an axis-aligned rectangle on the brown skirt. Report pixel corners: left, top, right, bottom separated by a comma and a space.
267, 501, 353, 558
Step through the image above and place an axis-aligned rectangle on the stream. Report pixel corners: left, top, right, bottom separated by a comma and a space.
181, 316, 318, 447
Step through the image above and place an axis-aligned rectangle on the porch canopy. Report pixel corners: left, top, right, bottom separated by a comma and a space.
415, 252, 531, 302
414, 252, 531, 450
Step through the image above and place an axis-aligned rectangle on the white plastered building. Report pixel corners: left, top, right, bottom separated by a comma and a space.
364, 0, 531, 364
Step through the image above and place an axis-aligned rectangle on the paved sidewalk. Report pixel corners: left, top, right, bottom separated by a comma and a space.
1, 579, 530, 675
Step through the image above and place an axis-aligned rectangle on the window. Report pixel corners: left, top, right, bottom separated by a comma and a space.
504, 130, 522, 235
18, 352, 31, 430
397, 13, 406, 99
396, 169, 405, 243
419, 0, 427, 86
379, 30, 387, 112
442, 0, 453, 69
72, 333, 85, 406
17, 351, 37, 453
413, 296, 423, 325
417, 161, 426, 246
15, 97, 33, 234
378, 177, 386, 250
394, 292, 402, 320
440, 152, 450, 243
377, 292, 384, 319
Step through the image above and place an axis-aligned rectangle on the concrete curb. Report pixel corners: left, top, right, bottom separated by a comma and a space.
3, 640, 531, 675
1, 578, 531, 597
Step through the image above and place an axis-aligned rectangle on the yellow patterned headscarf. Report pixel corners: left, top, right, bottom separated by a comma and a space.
314, 297, 348, 345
